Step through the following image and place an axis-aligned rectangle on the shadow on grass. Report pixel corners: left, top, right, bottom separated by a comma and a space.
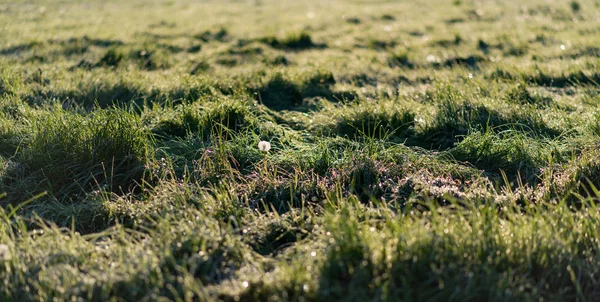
529, 70, 600, 88
0, 36, 124, 58
258, 32, 326, 51
24, 77, 230, 110
254, 71, 353, 111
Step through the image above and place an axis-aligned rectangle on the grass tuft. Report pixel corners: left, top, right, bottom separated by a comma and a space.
1, 109, 152, 204
259, 32, 319, 50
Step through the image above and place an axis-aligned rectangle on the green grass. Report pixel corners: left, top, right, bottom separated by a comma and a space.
2, 0, 600, 300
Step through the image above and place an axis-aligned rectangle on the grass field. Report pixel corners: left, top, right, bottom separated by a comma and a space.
1, 0, 600, 300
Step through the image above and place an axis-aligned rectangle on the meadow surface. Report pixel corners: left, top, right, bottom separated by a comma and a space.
1, 0, 600, 300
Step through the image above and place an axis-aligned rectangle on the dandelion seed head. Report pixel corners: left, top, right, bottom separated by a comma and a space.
258, 141, 271, 152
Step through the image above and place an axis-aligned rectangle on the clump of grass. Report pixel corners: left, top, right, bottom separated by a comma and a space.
274, 137, 354, 176
187, 44, 202, 53
477, 39, 490, 53
530, 70, 600, 88
194, 27, 229, 42
551, 150, 600, 199
95, 47, 125, 68
570, 1, 581, 13
245, 160, 329, 212
0, 113, 24, 157
0, 69, 20, 97
259, 32, 317, 50
318, 211, 375, 300
345, 155, 382, 202
132, 48, 170, 70
442, 54, 484, 68
263, 54, 289, 66
387, 50, 415, 69
313, 100, 415, 142
414, 98, 489, 150
487, 68, 516, 81
345, 16, 361, 24
153, 98, 258, 140
499, 109, 561, 139
190, 60, 211, 74
243, 211, 312, 256
159, 222, 252, 285
590, 112, 600, 136
412, 88, 560, 149
503, 42, 528, 57
449, 129, 554, 179
1, 108, 152, 204
505, 82, 552, 107
432, 34, 463, 47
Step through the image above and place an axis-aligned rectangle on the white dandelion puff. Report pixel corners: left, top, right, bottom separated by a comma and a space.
258, 141, 271, 152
